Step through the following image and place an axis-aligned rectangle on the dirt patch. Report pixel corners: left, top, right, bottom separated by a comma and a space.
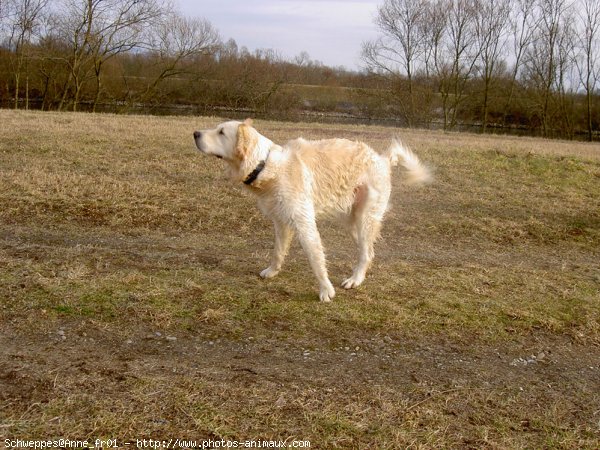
1, 321, 599, 447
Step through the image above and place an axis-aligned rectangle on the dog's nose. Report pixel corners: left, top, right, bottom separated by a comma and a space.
193, 131, 201, 139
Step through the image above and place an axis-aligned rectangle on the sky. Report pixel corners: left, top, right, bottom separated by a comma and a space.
176, 0, 381, 70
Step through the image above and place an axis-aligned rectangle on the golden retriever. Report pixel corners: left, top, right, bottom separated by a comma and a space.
193, 120, 430, 302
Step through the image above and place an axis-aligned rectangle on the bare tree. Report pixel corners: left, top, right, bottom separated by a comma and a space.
523, 0, 573, 137
51, 0, 99, 110
4, 0, 49, 109
422, 0, 447, 80
50, 0, 167, 111
502, 0, 536, 126
575, 0, 600, 141
438, 0, 480, 130
556, 9, 576, 137
134, 12, 220, 105
294, 50, 311, 67
474, 0, 511, 132
87, 0, 165, 111
362, 0, 429, 125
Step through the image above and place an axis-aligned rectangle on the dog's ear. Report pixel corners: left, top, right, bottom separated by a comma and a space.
235, 120, 257, 160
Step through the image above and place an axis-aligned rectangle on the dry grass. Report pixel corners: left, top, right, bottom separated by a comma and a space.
1, 109, 599, 448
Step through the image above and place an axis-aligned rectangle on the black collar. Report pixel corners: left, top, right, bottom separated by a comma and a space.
243, 160, 266, 185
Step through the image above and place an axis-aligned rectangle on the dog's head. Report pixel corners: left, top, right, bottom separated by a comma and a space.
193, 119, 273, 184
193, 119, 258, 162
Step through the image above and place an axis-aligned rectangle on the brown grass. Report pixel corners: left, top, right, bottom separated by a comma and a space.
1, 109, 599, 448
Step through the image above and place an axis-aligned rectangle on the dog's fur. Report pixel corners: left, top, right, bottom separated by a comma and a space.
193, 120, 430, 301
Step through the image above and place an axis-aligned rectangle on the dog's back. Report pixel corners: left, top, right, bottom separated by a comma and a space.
282, 138, 390, 216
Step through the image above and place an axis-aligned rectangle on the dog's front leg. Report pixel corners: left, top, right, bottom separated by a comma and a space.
260, 219, 293, 279
292, 209, 336, 302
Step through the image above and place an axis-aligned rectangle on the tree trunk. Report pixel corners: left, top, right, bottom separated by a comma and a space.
73, 81, 81, 111
58, 72, 73, 111
481, 77, 490, 133
14, 73, 20, 109
92, 76, 101, 112
25, 75, 29, 110
41, 74, 50, 110
587, 89, 593, 142
407, 64, 414, 128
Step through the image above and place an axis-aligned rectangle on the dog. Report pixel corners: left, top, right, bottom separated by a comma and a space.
193, 119, 430, 302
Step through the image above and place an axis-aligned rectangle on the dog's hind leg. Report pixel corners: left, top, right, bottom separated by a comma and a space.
342, 184, 388, 289
260, 219, 294, 279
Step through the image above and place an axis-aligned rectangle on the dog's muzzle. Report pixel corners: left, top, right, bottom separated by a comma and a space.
193, 131, 204, 152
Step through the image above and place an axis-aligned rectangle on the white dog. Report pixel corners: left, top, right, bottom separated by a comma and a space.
193, 120, 430, 302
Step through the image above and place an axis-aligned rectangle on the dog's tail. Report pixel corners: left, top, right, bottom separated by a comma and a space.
384, 138, 432, 185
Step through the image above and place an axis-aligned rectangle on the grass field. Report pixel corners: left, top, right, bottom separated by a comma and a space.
1, 109, 599, 448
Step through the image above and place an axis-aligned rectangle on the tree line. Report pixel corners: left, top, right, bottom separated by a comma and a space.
0, 0, 364, 114
363, 0, 600, 140
1, 0, 599, 140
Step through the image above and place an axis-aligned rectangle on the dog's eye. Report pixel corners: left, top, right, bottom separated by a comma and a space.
219, 128, 225, 135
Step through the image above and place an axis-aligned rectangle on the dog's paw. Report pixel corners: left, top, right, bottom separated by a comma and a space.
260, 267, 280, 279
319, 283, 336, 302
341, 275, 364, 289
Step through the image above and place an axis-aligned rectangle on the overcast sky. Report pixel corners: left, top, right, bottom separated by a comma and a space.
176, 0, 381, 70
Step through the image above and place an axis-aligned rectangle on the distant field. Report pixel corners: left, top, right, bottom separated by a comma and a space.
1, 110, 599, 448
